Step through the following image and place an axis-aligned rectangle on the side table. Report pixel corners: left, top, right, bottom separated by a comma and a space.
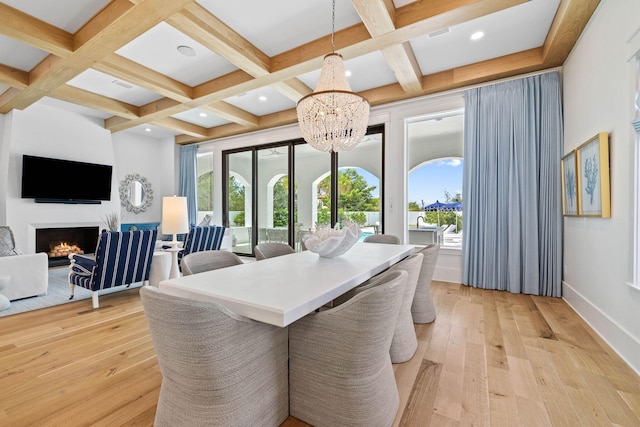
149, 251, 171, 286
0, 275, 11, 311
164, 246, 182, 279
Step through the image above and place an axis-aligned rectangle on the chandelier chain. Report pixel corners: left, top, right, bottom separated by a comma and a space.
331, 0, 336, 53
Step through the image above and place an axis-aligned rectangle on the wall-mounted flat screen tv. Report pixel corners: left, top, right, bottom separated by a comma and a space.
21, 155, 113, 204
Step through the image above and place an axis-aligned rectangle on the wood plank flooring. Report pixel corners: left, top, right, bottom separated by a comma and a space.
0, 281, 638, 426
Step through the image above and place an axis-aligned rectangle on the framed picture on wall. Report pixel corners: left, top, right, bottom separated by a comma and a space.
561, 151, 579, 216
576, 132, 610, 217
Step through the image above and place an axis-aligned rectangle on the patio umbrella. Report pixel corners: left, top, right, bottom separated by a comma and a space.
424, 200, 447, 226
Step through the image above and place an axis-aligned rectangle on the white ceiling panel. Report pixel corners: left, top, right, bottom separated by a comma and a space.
411, 0, 561, 75
2, 0, 109, 32
225, 86, 296, 117
127, 123, 181, 139
115, 22, 238, 86
298, 50, 397, 94
172, 109, 232, 128
197, 0, 363, 56
67, 69, 164, 106
37, 97, 111, 120
0, 35, 48, 71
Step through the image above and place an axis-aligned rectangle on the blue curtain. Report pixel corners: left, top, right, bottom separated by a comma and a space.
179, 145, 198, 227
462, 72, 563, 297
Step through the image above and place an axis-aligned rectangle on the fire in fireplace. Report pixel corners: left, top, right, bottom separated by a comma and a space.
35, 227, 99, 267
49, 242, 85, 258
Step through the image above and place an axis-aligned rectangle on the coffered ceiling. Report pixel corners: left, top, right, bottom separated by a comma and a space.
0, 0, 599, 143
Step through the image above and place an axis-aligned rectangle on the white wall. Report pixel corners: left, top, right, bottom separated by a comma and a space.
562, 0, 640, 373
112, 131, 176, 225
0, 112, 7, 225
0, 102, 177, 252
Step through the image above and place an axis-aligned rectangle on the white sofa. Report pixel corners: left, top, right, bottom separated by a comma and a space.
0, 252, 49, 301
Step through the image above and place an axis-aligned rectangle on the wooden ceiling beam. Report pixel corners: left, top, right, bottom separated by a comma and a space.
542, 0, 601, 66
167, 3, 310, 103
202, 102, 260, 128
96, 54, 193, 102
167, 2, 270, 77
175, 47, 552, 145
151, 117, 208, 138
0, 0, 196, 112
0, 64, 29, 89
51, 85, 140, 119
353, 0, 423, 94
107, 0, 532, 138
271, 79, 312, 102
0, 3, 73, 57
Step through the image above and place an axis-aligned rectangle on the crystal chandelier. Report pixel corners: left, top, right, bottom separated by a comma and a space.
296, 0, 370, 152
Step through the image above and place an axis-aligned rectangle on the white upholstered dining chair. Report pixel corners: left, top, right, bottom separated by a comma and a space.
362, 233, 401, 244
140, 286, 289, 426
254, 242, 294, 260
289, 270, 407, 427
412, 243, 440, 323
180, 250, 244, 276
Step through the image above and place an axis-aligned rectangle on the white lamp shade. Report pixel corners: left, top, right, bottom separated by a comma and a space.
162, 196, 189, 235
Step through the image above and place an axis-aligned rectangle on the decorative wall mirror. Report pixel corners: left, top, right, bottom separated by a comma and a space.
119, 173, 153, 213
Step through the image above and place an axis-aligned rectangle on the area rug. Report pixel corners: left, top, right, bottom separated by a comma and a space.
0, 267, 143, 317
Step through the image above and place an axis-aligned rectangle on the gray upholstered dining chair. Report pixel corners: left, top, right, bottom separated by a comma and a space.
254, 242, 294, 260
139, 286, 289, 427
333, 253, 423, 363
412, 243, 440, 323
385, 252, 423, 362
289, 270, 407, 427
180, 250, 243, 276
363, 233, 401, 244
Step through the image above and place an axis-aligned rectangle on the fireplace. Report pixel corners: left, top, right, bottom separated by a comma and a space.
35, 227, 99, 267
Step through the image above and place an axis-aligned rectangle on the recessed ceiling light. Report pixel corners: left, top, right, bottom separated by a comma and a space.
177, 45, 196, 57
258, 96, 267, 102
470, 31, 484, 41
199, 112, 207, 117
345, 70, 352, 77
144, 127, 151, 132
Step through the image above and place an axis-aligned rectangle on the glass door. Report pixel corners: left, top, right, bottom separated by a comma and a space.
257, 145, 290, 247
293, 143, 331, 248
337, 129, 383, 239
226, 151, 253, 255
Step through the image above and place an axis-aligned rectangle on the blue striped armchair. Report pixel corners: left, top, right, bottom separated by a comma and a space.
177, 226, 226, 267
68, 229, 157, 308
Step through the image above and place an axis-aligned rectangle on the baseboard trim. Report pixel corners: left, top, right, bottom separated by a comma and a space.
433, 266, 462, 283
562, 281, 640, 375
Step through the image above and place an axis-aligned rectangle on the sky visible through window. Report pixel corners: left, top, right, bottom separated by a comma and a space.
350, 159, 463, 206
409, 159, 463, 206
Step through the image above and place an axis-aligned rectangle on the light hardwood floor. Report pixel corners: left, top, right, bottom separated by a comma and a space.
0, 281, 639, 426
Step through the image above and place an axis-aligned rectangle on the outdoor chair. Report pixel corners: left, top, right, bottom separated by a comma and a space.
254, 242, 294, 260
443, 224, 457, 234
68, 229, 156, 308
180, 250, 244, 276
140, 286, 289, 427
289, 270, 406, 427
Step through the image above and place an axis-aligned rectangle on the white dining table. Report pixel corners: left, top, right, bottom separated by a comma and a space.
158, 242, 415, 327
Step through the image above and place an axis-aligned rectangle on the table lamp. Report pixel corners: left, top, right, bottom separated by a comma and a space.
162, 196, 189, 279
162, 196, 189, 247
